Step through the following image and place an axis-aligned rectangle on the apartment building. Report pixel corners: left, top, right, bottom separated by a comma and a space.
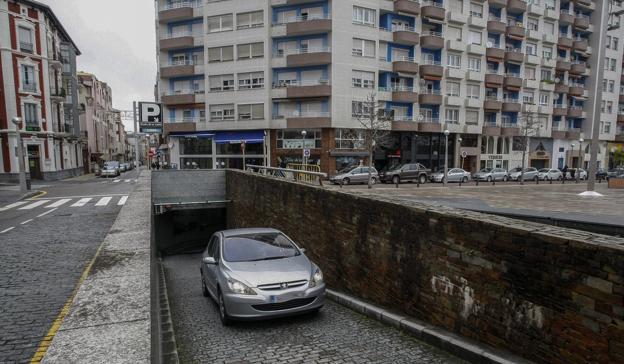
0, 0, 83, 182
155, 0, 624, 175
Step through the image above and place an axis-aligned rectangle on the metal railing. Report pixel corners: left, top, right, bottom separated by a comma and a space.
421, 1, 445, 8
246, 164, 327, 186
484, 120, 499, 126
273, 46, 331, 57
421, 30, 443, 37
485, 95, 502, 101
273, 14, 331, 25
23, 84, 37, 92
421, 89, 441, 95
505, 72, 522, 78
503, 97, 520, 103
488, 14, 503, 22
392, 55, 416, 62
553, 103, 567, 108
272, 79, 329, 87
166, 59, 196, 66
20, 42, 33, 53
421, 58, 442, 65
505, 47, 523, 53
274, 111, 330, 118
501, 121, 518, 128
379, 85, 415, 92
160, 0, 202, 10
160, 31, 201, 39
163, 89, 205, 96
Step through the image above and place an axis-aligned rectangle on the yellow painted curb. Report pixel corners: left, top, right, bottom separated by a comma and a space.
29, 191, 47, 200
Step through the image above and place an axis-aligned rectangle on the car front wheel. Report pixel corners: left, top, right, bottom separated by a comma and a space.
419, 175, 427, 184
462, 176, 468, 183
218, 290, 231, 326
487, 176, 492, 182
503, 176, 508, 182
342, 178, 350, 185
392, 176, 400, 184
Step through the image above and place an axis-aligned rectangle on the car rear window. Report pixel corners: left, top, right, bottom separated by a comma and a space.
223, 233, 299, 262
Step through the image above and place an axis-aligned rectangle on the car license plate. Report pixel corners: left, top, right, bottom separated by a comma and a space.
270, 295, 278, 303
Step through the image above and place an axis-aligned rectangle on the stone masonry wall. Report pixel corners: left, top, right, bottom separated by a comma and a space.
226, 170, 624, 364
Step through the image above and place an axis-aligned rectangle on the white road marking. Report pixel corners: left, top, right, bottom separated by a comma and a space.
1, 227, 15, 233
0, 201, 28, 211
37, 208, 57, 217
71, 198, 92, 207
113, 179, 121, 183
95, 197, 112, 206
117, 196, 128, 206
46, 199, 71, 208
20, 219, 33, 225
124, 179, 131, 183
19, 200, 50, 210
42, 193, 127, 200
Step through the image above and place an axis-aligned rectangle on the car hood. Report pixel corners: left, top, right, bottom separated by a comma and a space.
225, 254, 312, 287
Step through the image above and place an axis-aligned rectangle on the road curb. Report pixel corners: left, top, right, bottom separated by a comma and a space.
21, 190, 44, 200
326, 289, 533, 364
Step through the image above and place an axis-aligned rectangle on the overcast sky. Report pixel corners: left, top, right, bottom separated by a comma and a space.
42, 0, 157, 131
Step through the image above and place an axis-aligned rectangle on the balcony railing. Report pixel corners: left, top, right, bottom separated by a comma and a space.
421, 30, 443, 37
274, 111, 330, 118
501, 121, 518, 128
553, 103, 567, 108
484, 121, 499, 126
171, 117, 206, 123
552, 124, 567, 131
569, 106, 584, 110
576, 14, 590, 20
22, 84, 37, 93
378, 85, 415, 92
485, 96, 502, 101
274, 46, 331, 57
421, 58, 442, 65
419, 116, 440, 123
381, 25, 417, 32
163, 89, 205, 96
488, 14, 503, 22
421, 89, 442, 95
160, 31, 201, 39
392, 55, 417, 62
505, 47, 523, 53
392, 115, 415, 122
421, 1, 445, 8
560, 9, 574, 15
25, 124, 40, 132
273, 79, 329, 88
160, 0, 202, 10
569, 81, 585, 87
505, 72, 522, 78
273, 14, 331, 26
503, 97, 520, 103
166, 59, 197, 66
20, 42, 34, 53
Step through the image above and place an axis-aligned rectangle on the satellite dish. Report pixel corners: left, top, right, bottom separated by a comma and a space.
486, 41, 493, 47
418, 114, 425, 121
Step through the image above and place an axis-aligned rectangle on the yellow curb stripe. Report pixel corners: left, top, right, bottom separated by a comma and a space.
29, 241, 105, 363
29, 191, 47, 200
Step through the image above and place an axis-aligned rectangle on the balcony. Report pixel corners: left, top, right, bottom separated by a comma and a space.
558, 35, 573, 48
620, 93, 624, 103
568, 83, 584, 96
284, 16, 332, 36
570, 61, 586, 75
280, 47, 332, 67
566, 128, 581, 139
418, 90, 443, 105
575, 0, 594, 9
487, 16, 506, 33
574, 15, 590, 29
420, 1, 446, 20
554, 83, 569, 94
559, 10, 575, 25
507, 0, 527, 13
282, 111, 331, 129
160, 60, 197, 78
279, 80, 331, 98
50, 87, 66, 101
420, 31, 444, 49
485, 73, 504, 87
392, 56, 419, 74
504, 73, 523, 89
382, 86, 419, 103
504, 48, 524, 63
502, 98, 521, 112
158, 1, 200, 23
419, 61, 444, 79
418, 118, 442, 132
394, 0, 421, 15
567, 106, 583, 118
482, 122, 502, 136
392, 27, 420, 45
615, 132, 624, 142
160, 32, 196, 50
161, 90, 204, 105
573, 39, 588, 52
506, 24, 525, 39
392, 119, 419, 131
551, 125, 567, 139
618, 113, 624, 123
553, 104, 567, 116
483, 97, 503, 110
501, 122, 520, 136
486, 46, 505, 60
556, 58, 571, 71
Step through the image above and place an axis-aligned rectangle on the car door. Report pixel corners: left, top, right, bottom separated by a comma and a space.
407, 164, 419, 180
202, 236, 219, 296
448, 169, 459, 182
357, 167, 368, 183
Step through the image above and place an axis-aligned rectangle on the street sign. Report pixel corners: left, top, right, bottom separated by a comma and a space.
303, 149, 311, 157
461, 151, 468, 158
138, 102, 163, 134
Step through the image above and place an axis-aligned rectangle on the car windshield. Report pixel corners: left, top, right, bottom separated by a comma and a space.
510, 168, 522, 172
479, 168, 492, 173
337, 166, 357, 174
223, 233, 300, 262
389, 163, 406, 171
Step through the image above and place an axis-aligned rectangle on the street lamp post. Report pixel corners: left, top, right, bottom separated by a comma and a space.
443, 129, 450, 187
577, 137, 584, 183
570, 143, 575, 180
301, 130, 307, 165
458, 137, 463, 169
11, 117, 29, 193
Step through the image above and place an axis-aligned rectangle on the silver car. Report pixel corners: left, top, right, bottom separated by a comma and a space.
566, 168, 588, 180
537, 168, 563, 181
430, 168, 471, 183
473, 168, 509, 182
329, 166, 379, 185
100, 161, 120, 177
509, 167, 539, 181
200, 228, 325, 325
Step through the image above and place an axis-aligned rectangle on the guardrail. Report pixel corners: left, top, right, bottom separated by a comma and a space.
246, 164, 327, 186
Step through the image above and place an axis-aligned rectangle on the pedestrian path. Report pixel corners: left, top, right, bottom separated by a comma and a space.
0, 195, 128, 213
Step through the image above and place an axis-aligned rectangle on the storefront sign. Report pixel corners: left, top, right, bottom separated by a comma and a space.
487, 155, 503, 160
283, 139, 315, 149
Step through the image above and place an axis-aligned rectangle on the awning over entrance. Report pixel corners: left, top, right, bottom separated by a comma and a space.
214, 130, 265, 144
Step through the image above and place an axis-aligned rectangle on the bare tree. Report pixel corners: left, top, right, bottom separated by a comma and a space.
351, 92, 394, 189
517, 113, 543, 184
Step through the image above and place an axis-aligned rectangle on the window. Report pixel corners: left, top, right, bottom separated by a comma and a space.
540, 69, 552, 81
601, 100, 606, 112
539, 93, 549, 106
542, 46, 553, 59
277, 129, 321, 149
605, 57, 610, 70
526, 42, 537, 56
447, 53, 462, 68
209, 104, 235, 121
603, 79, 608, 91
335, 129, 365, 149
466, 110, 479, 125
544, 21, 555, 34
609, 80, 615, 92
351, 101, 372, 117
607, 101, 613, 114
445, 108, 460, 124
468, 30, 482, 45
207, 14, 233, 33
523, 91, 535, 104
447, 26, 463, 41
18, 26, 33, 53
21, 64, 36, 92
237, 11, 263, 29
352, 6, 376, 26
446, 81, 460, 96
525, 67, 536, 80
449, 0, 463, 12
237, 42, 264, 59
527, 18, 539, 31
208, 46, 233, 63
238, 72, 264, 89
611, 58, 617, 71
603, 121, 611, 133
24, 103, 38, 125
209, 74, 234, 92
468, 57, 481, 71
238, 104, 264, 120
614, 37, 619, 50
467, 84, 480, 99
607, 35, 612, 48
352, 38, 375, 57
470, 3, 483, 17
352, 70, 375, 88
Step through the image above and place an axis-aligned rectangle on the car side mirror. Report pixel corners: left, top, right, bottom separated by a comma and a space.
299, 248, 306, 254
203, 256, 217, 265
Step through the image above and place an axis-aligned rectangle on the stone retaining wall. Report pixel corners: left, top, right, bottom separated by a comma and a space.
226, 170, 624, 364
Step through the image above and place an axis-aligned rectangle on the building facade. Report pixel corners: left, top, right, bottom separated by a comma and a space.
155, 0, 624, 175
0, 0, 83, 182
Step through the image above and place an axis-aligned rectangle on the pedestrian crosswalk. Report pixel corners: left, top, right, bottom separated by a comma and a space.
0, 195, 128, 213
101, 179, 137, 184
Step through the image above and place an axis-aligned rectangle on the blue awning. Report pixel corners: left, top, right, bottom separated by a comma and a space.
214, 130, 265, 144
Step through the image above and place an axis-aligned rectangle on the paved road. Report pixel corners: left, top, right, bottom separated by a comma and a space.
163, 254, 464, 364
0, 169, 140, 363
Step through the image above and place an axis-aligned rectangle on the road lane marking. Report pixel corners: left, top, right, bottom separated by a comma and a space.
95, 197, 112, 206
1, 227, 14, 233
113, 179, 121, 183
71, 198, 91, 207
124, 179, 131, 182
41, 193, 128, 200
19, 200, 50, 210
118, 196, 128, 206
37, 208, 57, 218
20, 219, 33, 225
46, 199, 71, 208
0, 201, 28, 211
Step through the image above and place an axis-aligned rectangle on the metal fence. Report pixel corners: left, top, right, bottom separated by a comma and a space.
246, 164, 327, 186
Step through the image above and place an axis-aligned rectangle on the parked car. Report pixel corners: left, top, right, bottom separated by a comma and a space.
473, 168, 509, 182
101, 161, 120, 177
379, 163, 430, 184
509, 167, 539, 181
607, 168, 624, 181
200, 228, 325, 325
430, 168, 471, 183
329, 166, 379, 185
118, 163, 127, 172
596, 168, 608, 181
566, 168, 588, 180
537, 168, 563, 181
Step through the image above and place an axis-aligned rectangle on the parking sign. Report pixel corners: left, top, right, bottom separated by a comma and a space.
139, 102, 163, 134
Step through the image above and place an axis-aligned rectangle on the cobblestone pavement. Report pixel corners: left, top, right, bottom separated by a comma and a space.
0, 170, 138, 363
163, 254, 465, 364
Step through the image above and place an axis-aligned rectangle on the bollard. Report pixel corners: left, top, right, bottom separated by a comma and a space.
536, 177, 539, 185
417, 179, 420, 188
550, 177, 553, 184
459, 179, 462, 187
395, 180, 399, 188
562, 177, 565, 184
599, 177, 602, 183
340, 179, 343, 189
476, 179, 479, 186
492, 180, 495, 186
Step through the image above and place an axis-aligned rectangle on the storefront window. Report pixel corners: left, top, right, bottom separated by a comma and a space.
215, 142, 264, 155
276, 129, 321, 149
461, 134, 478, 147
181, 157, 213, 169
180, 137, 213, 155
335, 156, 360, 171
335, 129, 365, 149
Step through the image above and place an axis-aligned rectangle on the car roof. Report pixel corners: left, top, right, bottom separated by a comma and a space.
219, 228, 282, 238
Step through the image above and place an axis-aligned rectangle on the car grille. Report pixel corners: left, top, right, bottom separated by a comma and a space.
252, 297, 316, 311
257, 280, 308, 291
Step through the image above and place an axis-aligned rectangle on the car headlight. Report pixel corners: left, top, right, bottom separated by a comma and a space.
309, 267, 323, 287
226, 278, 256, 295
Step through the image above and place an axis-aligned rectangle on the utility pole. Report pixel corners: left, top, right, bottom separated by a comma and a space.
11, 117, 29, 193
133, 101, 140, 167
